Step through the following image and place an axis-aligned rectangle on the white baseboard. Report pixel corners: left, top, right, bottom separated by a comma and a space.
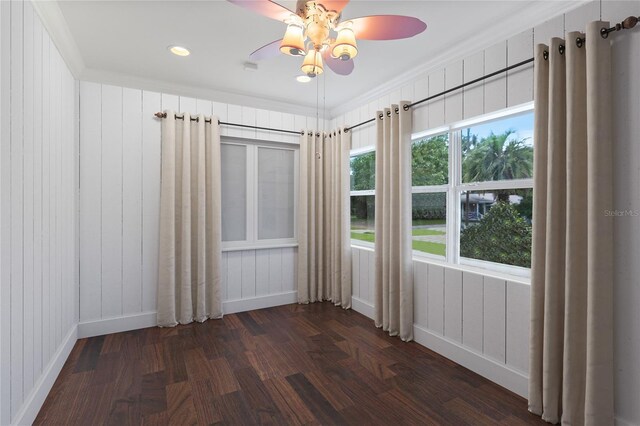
413, 324, 529, 398
78, 311, 157, 338
77, 292, 298, 338
351, 296, 375, 320
12, 325, 78, 426
223, 291, 297, 314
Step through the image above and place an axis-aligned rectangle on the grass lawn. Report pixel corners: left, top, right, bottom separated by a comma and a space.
412, 219, 446, 226
412, 240, 446, 256
412, 229, 445, 236
351, 231, 375, 243
351, 230, 446, 257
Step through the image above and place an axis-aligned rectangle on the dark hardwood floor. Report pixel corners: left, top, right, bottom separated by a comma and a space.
35, 303, 543, 425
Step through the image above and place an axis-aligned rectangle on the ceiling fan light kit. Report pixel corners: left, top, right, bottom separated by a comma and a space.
231, 0, 427, 77
332, 24, 358, 61
301, 48, 324, 77
280, 23, 306, 56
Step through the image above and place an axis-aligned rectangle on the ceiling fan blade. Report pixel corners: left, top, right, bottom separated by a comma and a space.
349, 15, 427, 40
227, 0, 296, 22
295, 0, 349, 16
249, 39, 283, 61
321, 0, 350, 13
323, 51, 354, 75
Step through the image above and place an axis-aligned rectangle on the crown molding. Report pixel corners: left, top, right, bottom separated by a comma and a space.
328, 0, 589, 118
30, 0, 323, 117
31, 0, 85, 78
80, 67, 327, 118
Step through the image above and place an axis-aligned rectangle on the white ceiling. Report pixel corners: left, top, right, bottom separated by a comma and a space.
57, 0, 574, 114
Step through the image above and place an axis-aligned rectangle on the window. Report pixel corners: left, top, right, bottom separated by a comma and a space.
411, 134, 449, 258
221, 140, 298, 249
350, 149, 375, 244
350, 103, 534, 277
458, 111, 534, 270
258, 147, 295, 240
221, 144, 248, 242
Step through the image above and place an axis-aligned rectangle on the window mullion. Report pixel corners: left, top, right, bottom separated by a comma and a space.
449, 130, 461, 263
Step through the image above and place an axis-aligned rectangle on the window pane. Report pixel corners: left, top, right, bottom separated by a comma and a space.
221, 144, 247, 242
460, 188, 533, 268
412, 134, 449, 186
350, 195, 375, 243
258, 147, 295, 240
350, 151, 375, 191
462, 111, 534, 183
412, 192, 446, 257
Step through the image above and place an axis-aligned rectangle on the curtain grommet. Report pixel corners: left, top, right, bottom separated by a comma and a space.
559, 44, 565, 55
576, 37, 584, 48
386, 111, 391, 117
378, 113, 383, 120
394, 107, 399, 114
543, 50, 549, 60
403, 104, 410, 111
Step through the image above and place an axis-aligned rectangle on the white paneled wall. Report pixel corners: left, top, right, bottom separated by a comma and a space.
78, 83, 318, 331
351, 247, 530, 396
0, 1, 78, 424
346, 4, 640, 423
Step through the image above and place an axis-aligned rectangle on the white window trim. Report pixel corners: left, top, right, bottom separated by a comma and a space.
222, 137, 299, 250
350, 102, 534, 282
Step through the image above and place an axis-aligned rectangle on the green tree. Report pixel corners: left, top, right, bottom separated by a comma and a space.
463, 130, 533, 182
460, 201, 532, 268
350, 151, 375, 191
411, 135, 448, 186
463, 130, 533, 202
350, 152, 376, 228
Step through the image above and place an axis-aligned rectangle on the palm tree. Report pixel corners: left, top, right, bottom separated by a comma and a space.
462, 130, 533, 203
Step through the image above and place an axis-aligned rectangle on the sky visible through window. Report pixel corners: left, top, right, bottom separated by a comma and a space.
466, 112, 534, 146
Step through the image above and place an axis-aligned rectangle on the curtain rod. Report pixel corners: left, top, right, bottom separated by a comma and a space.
344, 57, 535, 133
345, 15, 639, 133
153, 112, 304, 135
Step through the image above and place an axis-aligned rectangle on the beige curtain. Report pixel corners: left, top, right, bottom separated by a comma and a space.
157, 111, 223, 326
529, 22, 614, 425
297, 129, 351, 308
374, 103, 413, 341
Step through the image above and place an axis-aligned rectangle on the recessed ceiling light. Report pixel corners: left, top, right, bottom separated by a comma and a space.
168, 45, 190, 57
296, 75, 311, 83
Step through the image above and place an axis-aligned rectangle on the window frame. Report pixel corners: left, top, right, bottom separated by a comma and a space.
349, 102, 534, 278
221, 137, 299, 252
409, 129, 450, 262
349, 146, 377, 250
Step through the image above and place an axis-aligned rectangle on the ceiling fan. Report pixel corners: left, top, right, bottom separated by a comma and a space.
227, 0, 427, 77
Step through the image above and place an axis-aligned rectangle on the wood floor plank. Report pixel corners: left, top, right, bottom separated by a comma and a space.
189, 380, 224, 424
263, 376, 318, 425
165, 381, 198, 425
73, 335, 106, 372
35, 303, 544, 426
286, 372, 345, 424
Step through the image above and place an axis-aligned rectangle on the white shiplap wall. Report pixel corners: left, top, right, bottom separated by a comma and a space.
344, 2, 640, 424
0, 1, 79, 424
78, 82, 322, 334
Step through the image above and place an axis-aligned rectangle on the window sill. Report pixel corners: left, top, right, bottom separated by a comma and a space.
223, 242, 298, 252
350, 240, 530, 285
